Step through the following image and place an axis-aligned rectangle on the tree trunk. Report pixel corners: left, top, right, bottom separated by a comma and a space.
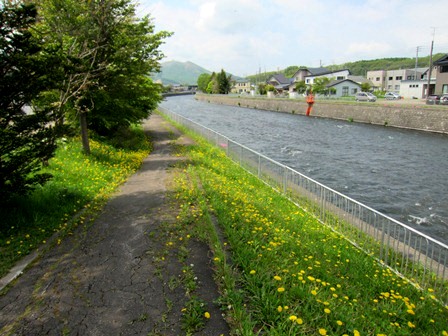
79, 112, 90, 154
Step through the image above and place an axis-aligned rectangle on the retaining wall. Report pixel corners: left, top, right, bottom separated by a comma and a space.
195, 94, 448, 134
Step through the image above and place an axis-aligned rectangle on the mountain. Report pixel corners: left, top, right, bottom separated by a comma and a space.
152, 61, 211, 85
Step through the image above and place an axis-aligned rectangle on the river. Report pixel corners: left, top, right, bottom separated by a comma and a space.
159, 95, 448, 245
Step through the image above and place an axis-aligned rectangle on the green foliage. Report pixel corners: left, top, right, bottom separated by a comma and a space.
217, 69, 231, 94
283, 65, 300, 77
0, 132, 150, 277
197, 73, 211, 92
312, 77, 331, 94
258, 83, 267, 95
295, 80, 307, 94
266, 84, 275, 92
37, 0, 172, 140
361, 82, 372, 92
0, 3, 64, 202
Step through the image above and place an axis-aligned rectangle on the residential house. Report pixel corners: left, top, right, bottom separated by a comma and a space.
266, 74, 292, 92
433, 54, 448, 94
303, 69, 351, 86
231, 78, 252, 94
288, 67, 351, 91
326, 79, 361, 98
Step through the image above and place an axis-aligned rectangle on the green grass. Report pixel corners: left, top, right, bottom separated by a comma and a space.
0, 128, 150, 278
170, 123, 448, 335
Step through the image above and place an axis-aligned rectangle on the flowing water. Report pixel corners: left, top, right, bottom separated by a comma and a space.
160, 95, 448, 245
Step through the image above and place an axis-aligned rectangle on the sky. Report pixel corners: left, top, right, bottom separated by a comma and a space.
138, 0, 448, 77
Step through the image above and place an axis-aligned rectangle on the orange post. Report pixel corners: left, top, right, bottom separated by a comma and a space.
306, 92, 315, 116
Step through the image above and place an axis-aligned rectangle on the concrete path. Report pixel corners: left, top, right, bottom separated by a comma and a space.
0, 114, 229, 335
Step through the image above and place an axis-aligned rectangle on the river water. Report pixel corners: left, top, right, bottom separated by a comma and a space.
159, 95, 448, 245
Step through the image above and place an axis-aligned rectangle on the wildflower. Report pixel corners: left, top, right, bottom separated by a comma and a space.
277, 306, 283, 312
274, 275, 282, 281
289, 315, 297, 321
250, 270, 256, 275
354, 330, 360, 336
277, 287, 285, 292
296, 318, 303, 325
407, 321, 415, 328
311, 290, 318, 296
336, 320, 343, 326
324, 308, 331, 314
204, 312, 210, 319
319, 328, 327, 335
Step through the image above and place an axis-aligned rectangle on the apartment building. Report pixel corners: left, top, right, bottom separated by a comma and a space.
367, 68, 427, 92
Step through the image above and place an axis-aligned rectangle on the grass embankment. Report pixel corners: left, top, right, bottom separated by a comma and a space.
170, 122, 448, 335
0, 126, 151, 278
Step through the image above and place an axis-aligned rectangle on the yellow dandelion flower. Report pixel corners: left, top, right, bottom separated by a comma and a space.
407, 309, 415, 315
319, 328, 327, 335
336, 320, 343, 326
274, 275, 282, 281
311, 290, 318, 295
296, 318, 303, 324
354, 330, 360, 336
324, 308, 331, 314
204, 312, 210, 319
277, 287, 285, 292
289, 315, 297, 321
407, 321, 415, 328
277, 306, 283, 312
250, 270, 256, 275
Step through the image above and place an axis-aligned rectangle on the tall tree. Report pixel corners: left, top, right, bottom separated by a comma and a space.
197, 73, 211, 92
0, 2, 62, 201
38, 0, 171, 152
216, 69, 231, 94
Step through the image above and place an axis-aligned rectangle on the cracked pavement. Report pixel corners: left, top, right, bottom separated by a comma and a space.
0, 113, 229, 336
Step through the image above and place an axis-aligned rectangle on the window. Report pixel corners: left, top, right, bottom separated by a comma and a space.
395, 85, 400, 90
440, 65, 448, 73
396, 76, 402, 80
351, 88, 358, 94
443, 84, 448, 94
387, 85, 392, 89
337, 76, 344, 80
342, 86, 349, 96
389, 77, 393, 80
376, 77, 380, 81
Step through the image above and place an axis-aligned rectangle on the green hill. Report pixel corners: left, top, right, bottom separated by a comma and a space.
152, 61, 211, 85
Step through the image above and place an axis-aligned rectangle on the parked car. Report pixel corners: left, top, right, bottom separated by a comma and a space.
440, 94, 448, 105
426, 95, 441, 105
355, 92, 377, 102
384, 92, 402, 100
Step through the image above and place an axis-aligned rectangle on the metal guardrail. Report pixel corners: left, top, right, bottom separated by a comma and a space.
158, 107, 448, 305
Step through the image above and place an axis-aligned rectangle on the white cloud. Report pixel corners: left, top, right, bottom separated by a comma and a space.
139, 0, 448, 76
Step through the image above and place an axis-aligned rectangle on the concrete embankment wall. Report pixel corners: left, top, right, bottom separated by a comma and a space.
195, 94, 448, 134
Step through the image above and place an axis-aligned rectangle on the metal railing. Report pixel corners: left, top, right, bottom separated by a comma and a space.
158, 107, 448, 305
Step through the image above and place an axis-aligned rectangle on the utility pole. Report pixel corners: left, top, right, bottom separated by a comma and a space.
414, 46, 422, 81
426, 28, 436, 98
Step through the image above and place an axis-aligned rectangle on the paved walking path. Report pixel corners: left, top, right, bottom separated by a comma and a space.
0, 114, 229, 335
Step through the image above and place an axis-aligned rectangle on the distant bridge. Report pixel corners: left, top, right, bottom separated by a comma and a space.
162, 91, 196, 98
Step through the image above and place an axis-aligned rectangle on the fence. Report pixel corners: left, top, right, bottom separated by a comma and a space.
158, 107, 448, 305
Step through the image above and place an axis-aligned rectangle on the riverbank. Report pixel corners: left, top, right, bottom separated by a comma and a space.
195, 93, 448, 134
